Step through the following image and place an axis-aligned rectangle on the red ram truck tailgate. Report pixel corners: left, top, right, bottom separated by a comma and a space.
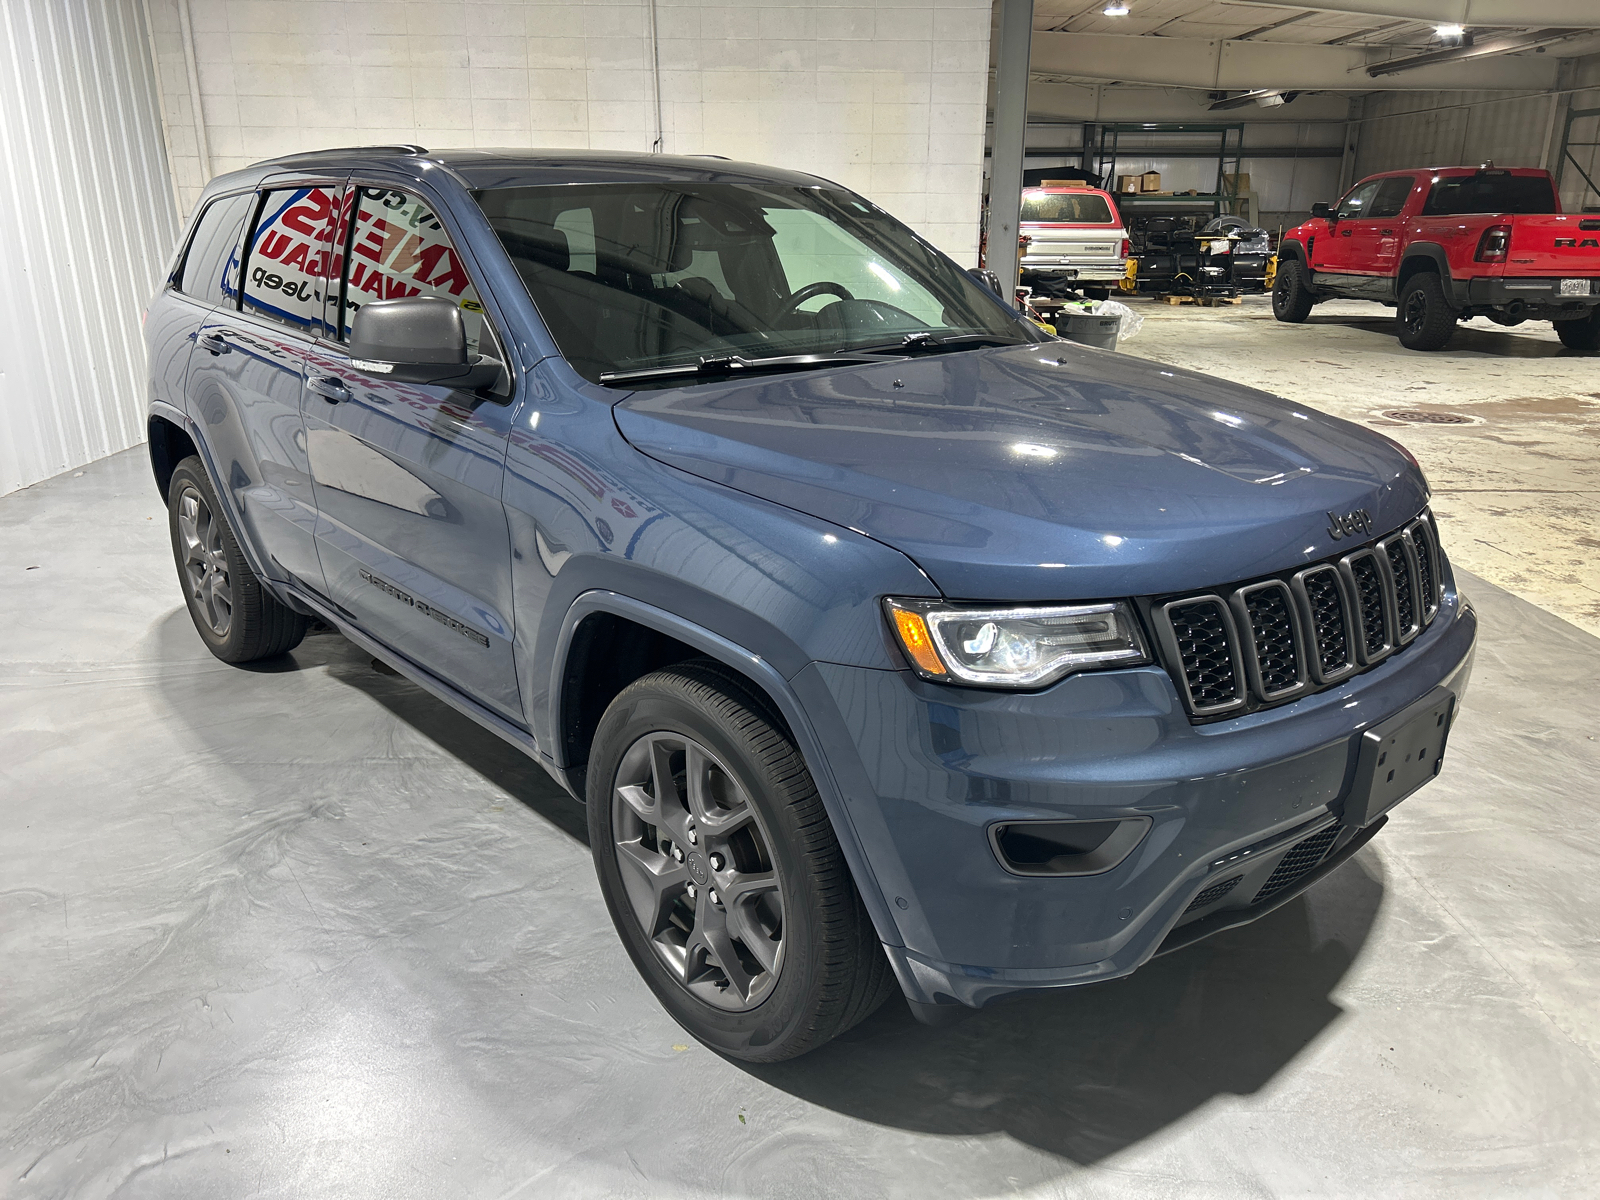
1500, 214, 1600, 279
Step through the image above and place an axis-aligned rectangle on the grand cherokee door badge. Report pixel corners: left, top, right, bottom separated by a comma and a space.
359, 569, 490, 647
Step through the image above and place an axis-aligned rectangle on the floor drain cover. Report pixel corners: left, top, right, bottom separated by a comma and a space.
1380, 410, 1474, 424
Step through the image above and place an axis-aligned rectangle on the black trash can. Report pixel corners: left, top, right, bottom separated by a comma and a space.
1057, 311, 1121, 352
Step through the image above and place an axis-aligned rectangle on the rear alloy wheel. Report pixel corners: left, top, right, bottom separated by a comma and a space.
587, 660, 895, 1061
1554, 308, 1600, 352
1271, 258, 1314, 323
167, 456, 309, 663
1396, 272, 1457, 350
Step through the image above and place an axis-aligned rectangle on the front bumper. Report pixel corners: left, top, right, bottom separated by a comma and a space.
793, 585, 1477, 1010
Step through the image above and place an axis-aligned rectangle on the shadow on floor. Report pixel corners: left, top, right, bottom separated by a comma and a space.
746, 855, 1384, 1164
1303, 313, 1578, 357
153, 608, 588, 844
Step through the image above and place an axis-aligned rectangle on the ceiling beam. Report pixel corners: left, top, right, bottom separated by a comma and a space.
1028, 30, 1562, 89
1238, 11, 1318, 40
1323, 19, 1416, 46
1367, 28, 1587, 75
1221, 1, 1600, 26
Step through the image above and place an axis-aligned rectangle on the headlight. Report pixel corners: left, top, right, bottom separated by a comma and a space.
884, 598, 1149, 688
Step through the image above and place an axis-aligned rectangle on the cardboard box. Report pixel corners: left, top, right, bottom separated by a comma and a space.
1041, 179, 1081, 187
1116, 174, 1140, 193
1139, 170, 1162, 193
1223, 172, 1251, 195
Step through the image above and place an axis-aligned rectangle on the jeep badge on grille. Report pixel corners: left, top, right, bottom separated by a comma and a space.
1326, 508, 1373, 540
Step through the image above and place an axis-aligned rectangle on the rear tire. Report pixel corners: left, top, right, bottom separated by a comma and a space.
1272, 258, 1314, 323
167, 456, 308, 663
1554, 308, 1600, 352
587, 659, 895, 1062
1396, 272, 1456, 351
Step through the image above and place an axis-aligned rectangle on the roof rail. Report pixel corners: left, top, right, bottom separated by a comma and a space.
260, 144, 430, 165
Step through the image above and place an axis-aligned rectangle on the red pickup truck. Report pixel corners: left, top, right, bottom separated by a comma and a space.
1273, 166, 1600, 351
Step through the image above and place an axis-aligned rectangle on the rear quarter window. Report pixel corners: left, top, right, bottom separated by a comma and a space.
177, 193, 254, 305
1422, 174, 1557, 216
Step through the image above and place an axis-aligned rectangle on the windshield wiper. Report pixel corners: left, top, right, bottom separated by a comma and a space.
599, 352, 882, 386
849, 332, 1030, 356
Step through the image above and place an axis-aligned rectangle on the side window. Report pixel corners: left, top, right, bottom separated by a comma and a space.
241, 186, 343, 334
339, 188, 485, 353
177, 192, 254, 306
1368, 176, 1415, 220
1336, 180, 1381, 220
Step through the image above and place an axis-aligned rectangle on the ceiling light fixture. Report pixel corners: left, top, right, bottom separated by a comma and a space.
1103, 3, 1130, 15
1435, 24, 1465, 38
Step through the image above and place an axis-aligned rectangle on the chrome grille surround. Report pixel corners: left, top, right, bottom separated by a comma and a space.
1150, 511, 1444, 721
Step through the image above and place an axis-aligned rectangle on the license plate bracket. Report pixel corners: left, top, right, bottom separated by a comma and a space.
1559, 278, 1590, 296
1344, 687, 1455, 827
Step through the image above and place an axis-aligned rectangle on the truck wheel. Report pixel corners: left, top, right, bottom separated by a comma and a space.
587, 660, 895, 1062
1272, 259, 1314, 323
1554, 309, 1600, 352
167, 456, 309, 663
1396, 273, 1456, 351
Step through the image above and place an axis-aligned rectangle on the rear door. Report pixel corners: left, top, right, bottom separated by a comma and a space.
147, 191, 255, 419
301, 182, 523, 721
187, 179, 346, 592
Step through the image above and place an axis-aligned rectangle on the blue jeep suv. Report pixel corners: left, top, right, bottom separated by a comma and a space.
145, 147, 1477, 1061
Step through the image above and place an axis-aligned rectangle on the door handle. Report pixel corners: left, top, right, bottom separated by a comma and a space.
1340, 229, 1352, 237
307, 375, 351, 404
1381, 229, 1395, 236
198, 332, 230, 355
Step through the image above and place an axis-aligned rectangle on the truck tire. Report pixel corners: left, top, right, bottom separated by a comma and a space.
167, 456, 309, 663
1396, 273, 1456, 351
1272, 258, 1314, 323
587, 659, 895, 1062
1554, 309, 1600, 352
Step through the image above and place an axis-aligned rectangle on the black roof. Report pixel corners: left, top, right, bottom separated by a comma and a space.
239, 145, 831, 190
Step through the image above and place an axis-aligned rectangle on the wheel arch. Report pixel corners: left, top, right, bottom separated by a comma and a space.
1398, 244, 1455, 297
148, 409, 199, 502
1277, 237, 1308, 264
550, 589, 905, 950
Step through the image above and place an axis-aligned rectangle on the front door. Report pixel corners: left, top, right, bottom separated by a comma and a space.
1314, 179, 1380, 275
301, 184, 523, 721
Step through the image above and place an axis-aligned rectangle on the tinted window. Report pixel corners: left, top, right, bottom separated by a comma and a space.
338, 188, 484, 353
1422, 173, 1557, 216
1367, 175, 1415, 220
1020, 192, 1115, 223
474, 183, 1028, 383
177, 192, 253, 305
242, 186, 343, 333
1336, 180, 1380, 220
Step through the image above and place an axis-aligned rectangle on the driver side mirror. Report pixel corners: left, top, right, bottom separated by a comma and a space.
1310, 202, 1332, 220
349, 296, 503, 390
968, 267, 1005, 299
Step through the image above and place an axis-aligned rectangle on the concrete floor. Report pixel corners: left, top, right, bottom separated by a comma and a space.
1126, 295, 1600, 638
5, 362, 1600, 1195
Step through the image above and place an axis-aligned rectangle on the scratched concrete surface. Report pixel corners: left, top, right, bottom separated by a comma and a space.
1126, 294, 1600, 637
4, 448, 1599, 1198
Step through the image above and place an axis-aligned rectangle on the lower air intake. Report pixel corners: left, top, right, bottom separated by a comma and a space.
1252, 825, 1341, 904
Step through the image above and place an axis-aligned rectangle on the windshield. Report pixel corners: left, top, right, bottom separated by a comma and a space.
1422, 173, 1557, 216
1020, 192, 1115, 224
472, 183, 1033, 383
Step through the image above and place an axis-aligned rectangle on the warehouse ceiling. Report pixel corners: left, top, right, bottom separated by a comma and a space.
1020, 1, 1600, 92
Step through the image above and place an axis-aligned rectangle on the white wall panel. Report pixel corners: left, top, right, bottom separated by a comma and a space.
143, 0, 992, 260
0, 0, 180, 496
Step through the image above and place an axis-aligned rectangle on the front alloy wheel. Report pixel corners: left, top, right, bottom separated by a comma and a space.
611, 730, 785, 1010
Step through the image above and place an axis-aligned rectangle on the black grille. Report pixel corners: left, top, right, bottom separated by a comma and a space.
1253, 825, 1341, 904
1243, 585, 1300, 695
1184, 875, 1243, 914
1166, 599, 1241, 711
1151, 511, 1441, 719
1350, 554, 1389, 656
1301, 568, 1351, 678
1413, 527, 1438, 618
1386, 541, 1415, 634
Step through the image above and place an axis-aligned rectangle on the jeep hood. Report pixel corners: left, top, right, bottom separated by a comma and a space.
612, 344, 1427, 601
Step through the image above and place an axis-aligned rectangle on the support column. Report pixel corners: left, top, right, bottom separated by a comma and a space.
985, 0, 1033, 305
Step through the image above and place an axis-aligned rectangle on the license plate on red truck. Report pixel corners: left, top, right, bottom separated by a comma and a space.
1559, 279, 1592, 296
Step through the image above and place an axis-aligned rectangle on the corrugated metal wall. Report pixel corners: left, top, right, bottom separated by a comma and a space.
0, 0, 179, 496
1354, 90, 1563, 179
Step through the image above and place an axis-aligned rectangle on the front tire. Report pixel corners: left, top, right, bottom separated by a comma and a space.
1554, 308, 1600, 352
1271, 258, 1314, 323
1396, 272, 1456, 350
587, 660, 894, 1062
167, 456, 308, 663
